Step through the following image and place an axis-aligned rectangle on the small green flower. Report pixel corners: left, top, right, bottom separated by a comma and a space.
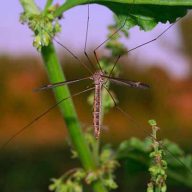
148, 119, 157, 126
147, 120, 167, 191
20, 5, 61, 51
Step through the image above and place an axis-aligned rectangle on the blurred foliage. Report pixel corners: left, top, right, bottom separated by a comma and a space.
147, 120, 167, 192
179, 14, 192, 75
49, 131, 118, 192
1, 128, 192, 192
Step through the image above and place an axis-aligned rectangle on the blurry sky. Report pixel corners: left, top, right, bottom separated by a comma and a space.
0, 0, 190, 78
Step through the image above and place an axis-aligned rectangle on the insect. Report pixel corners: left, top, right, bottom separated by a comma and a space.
35, 67, 149, 139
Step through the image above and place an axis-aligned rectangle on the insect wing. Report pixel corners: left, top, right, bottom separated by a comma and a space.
34, 76, 90, 92
104, 76, 150, 89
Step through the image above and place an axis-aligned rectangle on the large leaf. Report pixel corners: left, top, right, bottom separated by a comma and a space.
99, 3, 189, 30
54, 0, 192, 31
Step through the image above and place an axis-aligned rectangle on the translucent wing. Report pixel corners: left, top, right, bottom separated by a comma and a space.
34, 76, 90, 92
103, 75, 149, 89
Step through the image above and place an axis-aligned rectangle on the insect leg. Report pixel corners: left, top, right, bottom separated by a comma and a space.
1, 87, 94, 150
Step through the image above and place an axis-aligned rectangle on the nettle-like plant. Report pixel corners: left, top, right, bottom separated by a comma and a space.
19, 0, 192, 191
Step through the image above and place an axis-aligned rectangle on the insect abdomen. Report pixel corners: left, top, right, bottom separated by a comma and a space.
93, 83, 102, 139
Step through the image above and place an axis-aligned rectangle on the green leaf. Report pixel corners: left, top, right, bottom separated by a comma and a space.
163, 139, 184, 155
117, 137, 151, 154
116, 138, 152, 166
99, 3, 189, 31
54, 0, 192, 31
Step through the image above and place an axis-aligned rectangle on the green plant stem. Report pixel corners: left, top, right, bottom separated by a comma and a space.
44, 0, 53, 11
20, 0, 40, 14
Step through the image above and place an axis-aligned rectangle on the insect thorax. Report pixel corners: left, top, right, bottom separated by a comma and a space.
91, 71, 105, 85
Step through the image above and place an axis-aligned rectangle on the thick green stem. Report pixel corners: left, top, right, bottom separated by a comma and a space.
44, 0, 54, 11
20, 0, 40, 14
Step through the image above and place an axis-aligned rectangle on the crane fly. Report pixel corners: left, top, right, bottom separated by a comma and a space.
31, 3, 150, 139
35, 69, 149, 139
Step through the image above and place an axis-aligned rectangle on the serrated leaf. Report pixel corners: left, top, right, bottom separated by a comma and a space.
56, 0, 192, 31
100, 3, 189, 31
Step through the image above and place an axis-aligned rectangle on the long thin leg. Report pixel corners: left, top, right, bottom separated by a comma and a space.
94, 17, 128, 52
39, 19, 94, 74
93, 0, 138, 54
1, 87, 94, 150
39, 20, 93, 74
52, 37, 93, 74
103, 84, 138, 128
108, 17, 183, 76
84, 3, 96, 71
93, 50, 103, 72
103, 85, 192, 175
93, 17, 128, 73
